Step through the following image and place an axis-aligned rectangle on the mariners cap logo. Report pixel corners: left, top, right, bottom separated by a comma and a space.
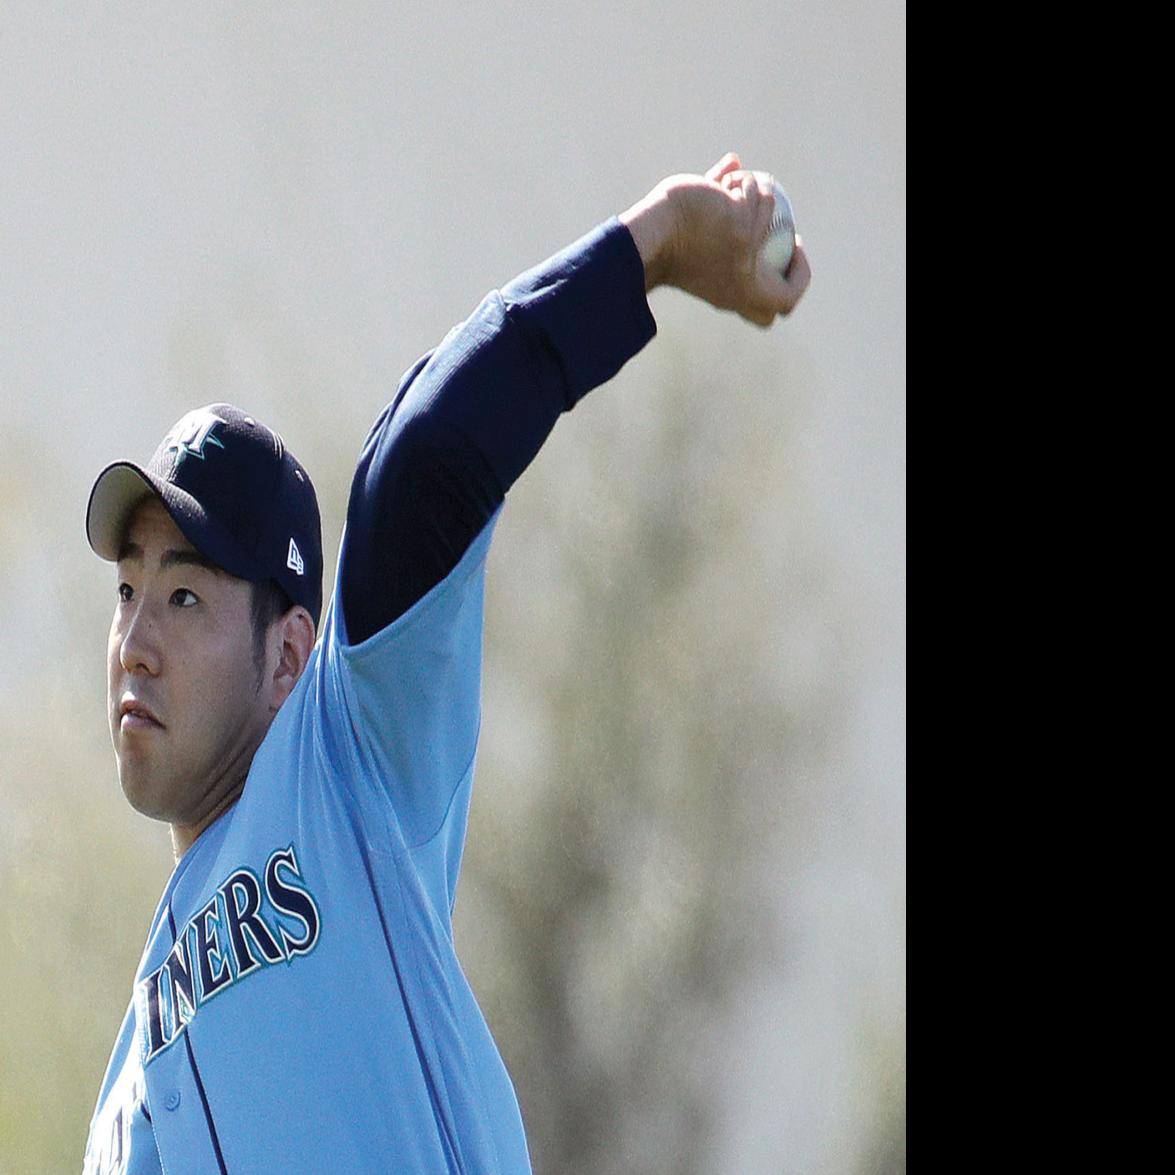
287, 538, 305, 576
163, 409, 227, 466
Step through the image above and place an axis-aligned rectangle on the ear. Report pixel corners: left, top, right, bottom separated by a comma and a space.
267, 606, 316, 712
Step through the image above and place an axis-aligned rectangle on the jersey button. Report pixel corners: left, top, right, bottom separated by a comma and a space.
164, 1090, 181, 1112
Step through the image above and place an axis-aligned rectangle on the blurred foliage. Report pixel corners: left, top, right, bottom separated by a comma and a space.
456, 339, 846, 1174
0, 705, 173, 1170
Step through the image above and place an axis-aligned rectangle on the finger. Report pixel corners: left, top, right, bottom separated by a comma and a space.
781, 240, 812, 302
740, 305, 776, 329
739, 171, 762, 219
751, 170, 777, 200
706, 152, 742, 184
751, 239, 810, 319
739, 174, 771, 260
751, 177, 776, 246
775, 247, 812, 317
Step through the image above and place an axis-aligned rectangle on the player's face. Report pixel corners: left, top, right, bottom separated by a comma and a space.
107, 497, 273, 836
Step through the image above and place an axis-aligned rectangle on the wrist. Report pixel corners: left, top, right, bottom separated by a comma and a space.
619, 185, 678, 292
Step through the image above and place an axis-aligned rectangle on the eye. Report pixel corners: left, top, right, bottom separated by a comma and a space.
117, 582, 133, 603
171, 588, 199, 608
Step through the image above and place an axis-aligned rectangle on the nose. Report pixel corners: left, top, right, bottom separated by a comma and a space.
118, 600, 162, 677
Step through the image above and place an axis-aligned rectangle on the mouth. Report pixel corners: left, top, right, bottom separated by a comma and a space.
119, 697, 165, 732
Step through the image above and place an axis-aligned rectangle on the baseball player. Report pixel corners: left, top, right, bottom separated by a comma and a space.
81, 154, 810, 1174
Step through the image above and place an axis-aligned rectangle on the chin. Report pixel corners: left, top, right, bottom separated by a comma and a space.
117, 758, 179, 823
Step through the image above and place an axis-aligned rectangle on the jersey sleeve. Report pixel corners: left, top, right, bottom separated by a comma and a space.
340, 217, 657, 643
317, 219, 655, 843
312, 509, 497, 847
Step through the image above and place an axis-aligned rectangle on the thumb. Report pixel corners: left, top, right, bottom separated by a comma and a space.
705, 152, 742, 184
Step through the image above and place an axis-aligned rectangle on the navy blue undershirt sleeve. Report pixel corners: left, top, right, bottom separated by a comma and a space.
340, 217, 657, 645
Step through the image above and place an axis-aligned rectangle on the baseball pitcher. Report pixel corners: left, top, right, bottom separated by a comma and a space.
81, 155, 810, 1174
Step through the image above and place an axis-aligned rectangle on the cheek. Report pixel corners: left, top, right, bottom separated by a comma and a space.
106, 620, 121, 707
192, 637, 261, 716
107, 615, 119, 666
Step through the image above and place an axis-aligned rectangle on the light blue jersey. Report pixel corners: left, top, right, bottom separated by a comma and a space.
84, 512, 531, 1174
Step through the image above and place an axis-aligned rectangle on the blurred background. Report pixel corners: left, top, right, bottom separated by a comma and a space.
0, 2, 904, 1172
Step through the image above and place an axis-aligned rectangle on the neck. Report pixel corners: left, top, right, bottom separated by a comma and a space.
170, 783, 244, 862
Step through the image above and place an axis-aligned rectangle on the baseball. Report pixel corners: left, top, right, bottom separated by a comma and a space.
760, 179, 796, 275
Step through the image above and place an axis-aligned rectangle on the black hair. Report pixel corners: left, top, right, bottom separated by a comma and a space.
250, 578, 294, 687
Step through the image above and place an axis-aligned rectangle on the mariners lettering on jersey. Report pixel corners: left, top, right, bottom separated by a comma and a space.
162, 408, 227, 467
135, 845, 321, 1065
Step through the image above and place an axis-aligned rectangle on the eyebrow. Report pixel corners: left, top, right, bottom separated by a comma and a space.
117, 541, 226, 576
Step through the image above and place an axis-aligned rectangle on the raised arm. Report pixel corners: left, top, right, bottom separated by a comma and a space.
340, 154, 810, 645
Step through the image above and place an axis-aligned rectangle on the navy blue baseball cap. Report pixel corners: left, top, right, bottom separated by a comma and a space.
86, 404, 323, 627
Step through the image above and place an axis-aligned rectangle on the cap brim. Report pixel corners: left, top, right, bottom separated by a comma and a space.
86, 461, 261, 582
86, 462, 162, 561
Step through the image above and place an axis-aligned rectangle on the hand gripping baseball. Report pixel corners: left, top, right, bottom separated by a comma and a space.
620, 152, 811, 327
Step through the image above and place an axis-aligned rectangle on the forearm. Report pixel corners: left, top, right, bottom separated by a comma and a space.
341, 219, 656, 643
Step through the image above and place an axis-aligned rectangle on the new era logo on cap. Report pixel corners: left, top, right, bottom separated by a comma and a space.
287, 538, 305, 576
